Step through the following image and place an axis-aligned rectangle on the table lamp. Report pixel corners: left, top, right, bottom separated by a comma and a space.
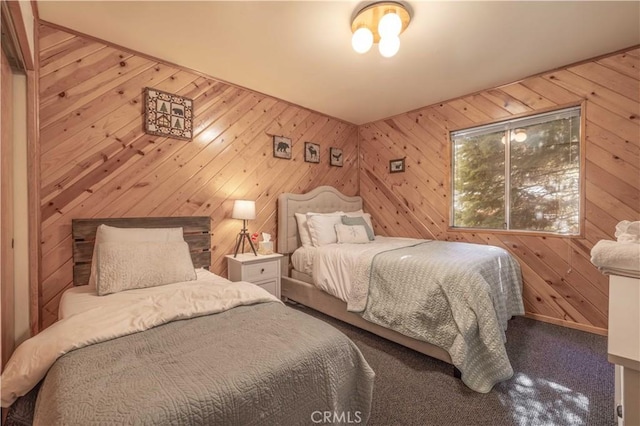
232, 199, 257, 257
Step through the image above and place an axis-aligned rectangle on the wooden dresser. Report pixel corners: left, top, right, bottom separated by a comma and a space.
608, 274, 640, 426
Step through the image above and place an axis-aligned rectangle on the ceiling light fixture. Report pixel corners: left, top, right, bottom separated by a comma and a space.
351, 1, 411, 58
513, 129, 528, 143
501, 129, 528, 144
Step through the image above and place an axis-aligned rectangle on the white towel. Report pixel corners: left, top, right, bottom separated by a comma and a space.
615, 220, 640, 243
591, 240, 640, 277
597, 267, 640, 279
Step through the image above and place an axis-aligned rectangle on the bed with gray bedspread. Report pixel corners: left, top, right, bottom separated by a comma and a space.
349, 240, 524, 393
14, 302, 373, 425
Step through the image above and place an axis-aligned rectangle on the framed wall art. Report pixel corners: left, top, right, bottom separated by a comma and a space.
330, 147, 343, 167
273, 135, 292, 159
144, 87, 193, 141
389, 158, 405, 173
304, 142, 320, 164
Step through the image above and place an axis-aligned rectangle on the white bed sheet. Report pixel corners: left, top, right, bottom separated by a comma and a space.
291, 246, 317, 277
311, 236, 420, 302
59, 268, 226, 319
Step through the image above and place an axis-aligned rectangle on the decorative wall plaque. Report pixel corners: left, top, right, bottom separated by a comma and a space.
330, 147, 343, 167
273, 135, 292, 159
390, 158, 405, 173
144, 87, 193, 140
304, 142, 320, 164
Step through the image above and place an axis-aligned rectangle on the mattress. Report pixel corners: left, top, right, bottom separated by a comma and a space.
4, 270, 375, 423
291, 245, 316, 276
298, 236, 524, 393
310, 236, 419, 302
58, 268, 220, 319
349, 239, 523, 393
33, 303, 374, 425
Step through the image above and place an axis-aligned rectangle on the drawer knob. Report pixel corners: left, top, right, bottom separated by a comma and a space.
261, 268, 265, 273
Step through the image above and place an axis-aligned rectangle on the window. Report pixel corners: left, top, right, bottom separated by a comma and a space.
450, 106, 581, 235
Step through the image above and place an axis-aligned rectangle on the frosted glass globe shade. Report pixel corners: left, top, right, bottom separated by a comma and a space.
513, 129, 528, 142
378, 12, 402, 38
352, 27, 374, 54
379, 36, 400, 58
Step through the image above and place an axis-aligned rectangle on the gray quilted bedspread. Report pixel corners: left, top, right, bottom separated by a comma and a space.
32, 302, 374, 425
353, 241, 523, 393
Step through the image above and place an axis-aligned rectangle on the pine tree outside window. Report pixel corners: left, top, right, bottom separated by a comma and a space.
450, 106, 582, 235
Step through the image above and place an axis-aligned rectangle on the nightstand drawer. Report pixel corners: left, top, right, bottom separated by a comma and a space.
243, 260, 278, 282
226, 253, 283, 300
256, 279, 277, 297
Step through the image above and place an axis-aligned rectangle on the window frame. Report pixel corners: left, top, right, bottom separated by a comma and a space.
447, 101, 586, 238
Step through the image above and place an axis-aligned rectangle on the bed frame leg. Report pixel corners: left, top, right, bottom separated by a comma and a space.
453, 367, 462, 379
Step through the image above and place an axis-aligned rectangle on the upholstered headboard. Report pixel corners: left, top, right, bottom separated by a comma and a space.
71, 216, 211, 286
277, 186, 362, 254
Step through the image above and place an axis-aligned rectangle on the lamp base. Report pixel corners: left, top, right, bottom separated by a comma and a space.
234, 230, 257, 257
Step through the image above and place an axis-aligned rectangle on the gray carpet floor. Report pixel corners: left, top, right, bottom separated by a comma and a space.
287, 302, 615, 426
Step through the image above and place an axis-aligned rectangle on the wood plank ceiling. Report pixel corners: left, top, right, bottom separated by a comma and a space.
38, 24, 359, 329
360, 48, 639, 335
37, 22, 638, 334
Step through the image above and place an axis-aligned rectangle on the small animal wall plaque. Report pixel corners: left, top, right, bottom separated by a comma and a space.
389, 158, 405, 173
305, 142, 320, 164
144, 88, 193, 140
273, 135, 292, 159
330, 147, 343, 167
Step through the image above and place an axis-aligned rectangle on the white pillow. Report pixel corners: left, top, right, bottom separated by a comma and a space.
295, 211, 342, 247
294, 212, 314, 247
96, 241, 196, 296
341, 216, 374, 241
307, 213, 343, 246
335, 224, 370, 244
343, 210, 374, 236
88, 225, 185, 288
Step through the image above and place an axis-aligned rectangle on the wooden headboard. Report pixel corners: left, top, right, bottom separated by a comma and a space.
277, 186, 362, 254
72, 216, 211, 286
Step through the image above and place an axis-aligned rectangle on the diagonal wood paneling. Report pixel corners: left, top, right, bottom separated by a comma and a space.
36, 22, 639, 335
360, 48, 640, 335
38, 24, 358, 329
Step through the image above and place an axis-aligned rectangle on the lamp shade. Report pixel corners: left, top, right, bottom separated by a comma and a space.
232, 200, 256, 220
352, 27, 374, 54
379, 35, 400, 58
513, 129, 528, 142
378, 11, 402, 38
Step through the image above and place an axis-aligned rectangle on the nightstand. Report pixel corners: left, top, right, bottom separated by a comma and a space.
226, 253, 283, 299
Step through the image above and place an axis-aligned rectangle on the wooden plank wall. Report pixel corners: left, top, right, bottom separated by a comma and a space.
360, 48, 640, 335
37, 24, 359, 329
